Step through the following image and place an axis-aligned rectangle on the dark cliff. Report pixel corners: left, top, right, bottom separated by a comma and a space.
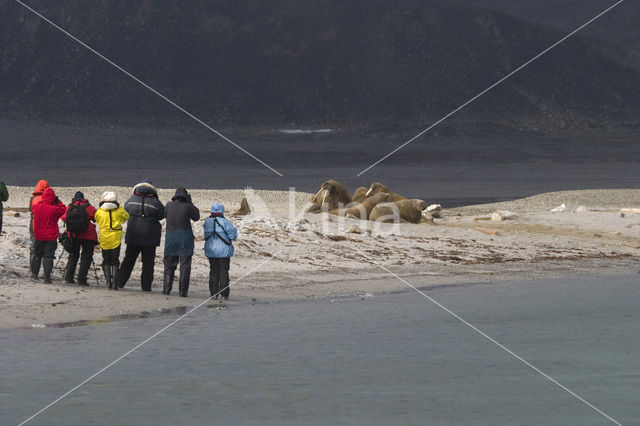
1, 0, 639, 129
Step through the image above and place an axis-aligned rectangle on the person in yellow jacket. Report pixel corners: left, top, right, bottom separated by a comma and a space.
94, 191, 129, 290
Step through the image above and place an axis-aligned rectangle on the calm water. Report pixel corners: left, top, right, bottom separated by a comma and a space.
2, 119, 640, 206
3, 275, 639, 425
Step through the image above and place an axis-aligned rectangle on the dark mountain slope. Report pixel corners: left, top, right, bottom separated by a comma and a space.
0, 0, 638, 129
453, 0, 640, 71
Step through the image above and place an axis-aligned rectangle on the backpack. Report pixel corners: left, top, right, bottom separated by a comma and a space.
66, 203, 90, 234
58, 232, 75, 252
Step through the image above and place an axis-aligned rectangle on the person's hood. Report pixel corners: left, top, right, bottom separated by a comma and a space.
134, 182, 158, 196
42, 187, 56, 204
172, 187, 189, 202
32, 180, 50, 196
73, 191, 85, 201
100, 202, 119, 210
210, 203, 225, 215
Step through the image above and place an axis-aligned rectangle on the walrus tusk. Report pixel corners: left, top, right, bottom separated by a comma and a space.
313, 188, 324, 202
365, 188, 372, 197
322, 189, 328, 205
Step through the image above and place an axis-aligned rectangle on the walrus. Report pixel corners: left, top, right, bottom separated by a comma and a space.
365, 182, 407, 202
306, 179, 352, 213
351, 186, 369, 204
369, 199, 428, 223
329, 192, 393, 219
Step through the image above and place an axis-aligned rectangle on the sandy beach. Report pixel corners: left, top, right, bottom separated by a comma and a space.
1, 185, 639, 329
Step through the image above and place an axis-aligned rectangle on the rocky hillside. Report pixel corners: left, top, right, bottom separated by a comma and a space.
1, 0, 639, 129
454, 0, 640, 71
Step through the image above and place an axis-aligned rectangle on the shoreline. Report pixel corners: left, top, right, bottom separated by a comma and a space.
1, 186, 639, 329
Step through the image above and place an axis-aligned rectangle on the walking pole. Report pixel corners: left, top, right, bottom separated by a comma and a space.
91, 256, 101, 286
54, 247, 66, 271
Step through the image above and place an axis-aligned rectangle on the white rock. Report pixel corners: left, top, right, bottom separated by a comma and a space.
575, 205, 588, 213
550, 203, 566, 212
491, 210, 517, 221
426, 204, 442, 218
346, 225, 361, 234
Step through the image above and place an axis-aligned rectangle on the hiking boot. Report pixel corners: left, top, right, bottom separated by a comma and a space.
43, 278, 52, 284
78, 281, 89, 286
102, 265, 112, 289
65, 279, 75, 284
179, 292, 187, 297
110, 265, 119, 291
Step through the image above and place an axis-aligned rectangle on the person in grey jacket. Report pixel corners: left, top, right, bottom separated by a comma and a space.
162, 188, 200, 297
117, 181, 165, 291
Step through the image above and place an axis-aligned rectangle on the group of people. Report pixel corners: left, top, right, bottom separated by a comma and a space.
26, 180, 237, 300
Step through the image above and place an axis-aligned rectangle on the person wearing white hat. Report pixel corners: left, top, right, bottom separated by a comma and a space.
94, 191, 130, 290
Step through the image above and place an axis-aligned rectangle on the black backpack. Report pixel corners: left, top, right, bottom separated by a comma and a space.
66, 203, 90, 234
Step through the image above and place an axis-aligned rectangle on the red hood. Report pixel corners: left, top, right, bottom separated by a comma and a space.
32, 179, 50, 196
41, 187, 57, 204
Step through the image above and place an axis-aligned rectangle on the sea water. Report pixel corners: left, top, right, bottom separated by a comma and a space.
3, 274, 639, 425
3, 119, 640, 207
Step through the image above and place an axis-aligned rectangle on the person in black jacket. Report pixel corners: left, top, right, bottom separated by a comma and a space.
162, 188, 200, 297
117, 181, 165, 291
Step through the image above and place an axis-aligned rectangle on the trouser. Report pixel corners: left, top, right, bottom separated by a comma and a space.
118, 245, 156, 291
0, 214, 3, 234
208, 257, 230, 298
64, 238, 95, 284
102, 247, 121, 290
163, 255, 193, 296
31, 240, 57, 281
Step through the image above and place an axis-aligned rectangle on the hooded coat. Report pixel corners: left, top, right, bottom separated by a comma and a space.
29, 179, 50, 234
204, 204, 237, 258
123, 183, 165, 247
94, 201, 130, 250
61, 198, 98, 241
164, 188, 200, 257
0, 181, 8, 215
32, 187, 66, 241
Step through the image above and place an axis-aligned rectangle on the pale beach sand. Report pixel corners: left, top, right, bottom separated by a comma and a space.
1, 185, 639, 329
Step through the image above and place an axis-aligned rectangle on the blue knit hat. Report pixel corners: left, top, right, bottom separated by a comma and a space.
74, 191, 84, 200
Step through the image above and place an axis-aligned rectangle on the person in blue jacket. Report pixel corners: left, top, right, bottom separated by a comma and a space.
204, 203, 237, 300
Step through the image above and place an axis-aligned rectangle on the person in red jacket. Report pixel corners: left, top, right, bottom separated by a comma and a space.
61, 191, 98, 285
31, 187, 66, 283
28, 179, 50, 267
